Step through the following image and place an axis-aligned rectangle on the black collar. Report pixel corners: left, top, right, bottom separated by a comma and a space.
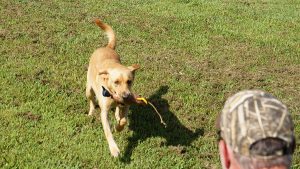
102, 86, 112, 97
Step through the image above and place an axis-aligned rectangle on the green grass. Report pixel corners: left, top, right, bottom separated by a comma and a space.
1, 0, 299, 168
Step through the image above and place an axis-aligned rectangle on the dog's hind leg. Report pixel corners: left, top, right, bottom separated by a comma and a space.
115, 105, 129, 132
100, 100, 120, 157
86, 85, 96, 116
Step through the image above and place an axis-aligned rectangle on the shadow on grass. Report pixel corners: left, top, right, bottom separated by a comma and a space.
120, 85, 204, 163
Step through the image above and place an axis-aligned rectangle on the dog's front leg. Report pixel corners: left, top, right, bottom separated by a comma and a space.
100, 102, 120, 157
115, 105, 129, 132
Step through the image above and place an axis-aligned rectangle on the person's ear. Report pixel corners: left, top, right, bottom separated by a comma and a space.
219, 140, 231, 169
128, 64, 140, 72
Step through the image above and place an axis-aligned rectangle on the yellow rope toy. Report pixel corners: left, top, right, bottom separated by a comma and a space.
136, 97, 167, 128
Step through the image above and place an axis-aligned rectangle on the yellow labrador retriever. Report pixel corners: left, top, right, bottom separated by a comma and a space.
86, 19, 140, 157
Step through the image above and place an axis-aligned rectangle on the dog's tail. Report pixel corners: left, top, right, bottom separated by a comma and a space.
95, 19, 116, 49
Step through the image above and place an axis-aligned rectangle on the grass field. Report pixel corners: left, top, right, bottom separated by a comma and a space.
0, 0, 299, 168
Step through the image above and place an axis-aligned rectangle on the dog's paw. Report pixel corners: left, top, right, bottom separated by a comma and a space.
109, 144, 120, 157
115, 124, 124, 132
88, 111, 93, 116
115, 118, 127, 132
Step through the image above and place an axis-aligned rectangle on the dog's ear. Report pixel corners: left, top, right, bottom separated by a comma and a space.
98, 70, 109, 79
128, 64, 140, 72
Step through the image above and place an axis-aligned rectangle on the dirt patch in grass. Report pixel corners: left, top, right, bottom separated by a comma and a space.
169, 145, 187, 155
19, 111, 42, 121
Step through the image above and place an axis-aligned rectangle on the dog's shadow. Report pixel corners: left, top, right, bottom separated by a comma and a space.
120, 85, 204, 163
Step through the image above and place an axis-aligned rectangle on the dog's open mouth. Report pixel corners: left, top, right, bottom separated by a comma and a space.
112, 93, 137, 105
101, 86, 134, 105
115, 94, 135, 105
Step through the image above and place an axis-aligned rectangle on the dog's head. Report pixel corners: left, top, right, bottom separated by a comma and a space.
99, 64, 140, 103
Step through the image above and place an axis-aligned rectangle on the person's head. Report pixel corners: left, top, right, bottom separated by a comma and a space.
217, 90, 296, 169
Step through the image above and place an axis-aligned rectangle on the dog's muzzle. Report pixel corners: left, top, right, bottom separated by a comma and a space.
122, 92, 132, 99
101, 86, 133, 105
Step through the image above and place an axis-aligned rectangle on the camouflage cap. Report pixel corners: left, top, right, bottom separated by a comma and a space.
219, 90, 295, 158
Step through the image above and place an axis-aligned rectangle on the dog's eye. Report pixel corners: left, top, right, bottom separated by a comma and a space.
127, 80, 132, 85
114, 80, 120, 85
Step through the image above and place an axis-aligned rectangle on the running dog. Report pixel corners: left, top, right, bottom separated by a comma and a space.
86, 19, 140, 157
